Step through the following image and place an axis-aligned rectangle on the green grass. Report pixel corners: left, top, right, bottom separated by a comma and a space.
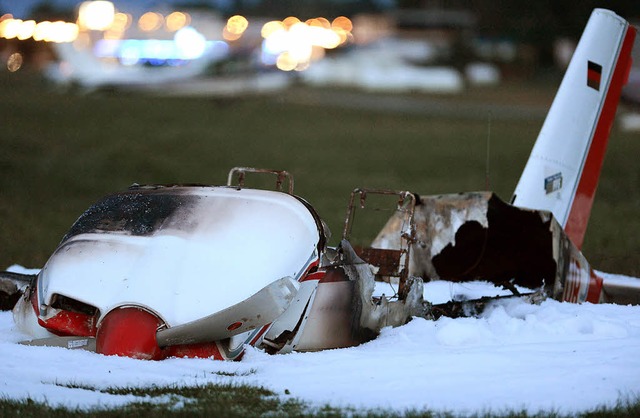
1, 385, 639, 417
1, 70, 639, 416
1, 71, 639, 274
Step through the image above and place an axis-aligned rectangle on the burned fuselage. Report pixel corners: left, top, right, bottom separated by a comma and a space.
1, 168, 636, 361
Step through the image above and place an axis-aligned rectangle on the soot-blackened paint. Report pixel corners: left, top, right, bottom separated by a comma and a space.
61, 190, 197, 243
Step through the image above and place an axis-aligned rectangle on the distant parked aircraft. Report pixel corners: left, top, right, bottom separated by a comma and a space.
45, 40, 228, 91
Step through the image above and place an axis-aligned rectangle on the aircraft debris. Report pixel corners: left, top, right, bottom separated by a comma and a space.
1, 9, 638, 361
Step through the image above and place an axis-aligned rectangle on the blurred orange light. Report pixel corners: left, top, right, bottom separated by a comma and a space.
166, 12, 189, 32
282, 16, 300, 28
332, 16, 353, 32
315, 17, 331, 29
138, 12, 163, 32
111, 12, 131, 32
305, 18, 321, 28
226, 15, 248, 35
223, 27, 241, 41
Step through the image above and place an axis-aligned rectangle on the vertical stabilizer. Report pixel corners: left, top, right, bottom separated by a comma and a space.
512, 9, 635, 249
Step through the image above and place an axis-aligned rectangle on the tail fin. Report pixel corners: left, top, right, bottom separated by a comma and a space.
512, 9, 635, 249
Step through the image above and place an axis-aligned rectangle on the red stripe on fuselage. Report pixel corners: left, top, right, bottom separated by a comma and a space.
565, 26, 636, 249
249, 324, 271, 346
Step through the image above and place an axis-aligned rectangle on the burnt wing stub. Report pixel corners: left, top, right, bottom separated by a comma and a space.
431, 194, 557, 289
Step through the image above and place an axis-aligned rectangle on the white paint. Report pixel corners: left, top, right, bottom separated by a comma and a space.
428, 204, 489, 258
513, 9, 629, 226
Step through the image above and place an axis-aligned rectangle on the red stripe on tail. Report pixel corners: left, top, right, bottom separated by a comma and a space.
565, 26, 636, 249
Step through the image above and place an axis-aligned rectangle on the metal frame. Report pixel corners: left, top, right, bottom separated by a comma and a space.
227, 167, 294, 195
342, 188, 416, 296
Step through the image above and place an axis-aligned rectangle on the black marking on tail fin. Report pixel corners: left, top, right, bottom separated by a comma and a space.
587, 61, 602, 90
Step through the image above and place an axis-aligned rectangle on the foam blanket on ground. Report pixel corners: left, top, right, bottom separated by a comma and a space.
1, 266, 639, 415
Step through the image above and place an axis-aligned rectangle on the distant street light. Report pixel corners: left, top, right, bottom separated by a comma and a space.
78, 1, 115, 31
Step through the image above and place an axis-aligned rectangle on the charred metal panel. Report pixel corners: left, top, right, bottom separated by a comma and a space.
356, 248, 402, 277
374, 192, 557, 289
430, 193, 556, 289
292, 280, 361, 352
290, 241, 425, 353
62, 190, 199, 243
341, 240, 424, 337
371, 191, 617, 303
0, 285, 20, 311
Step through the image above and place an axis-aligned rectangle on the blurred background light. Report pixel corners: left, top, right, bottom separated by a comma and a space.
32, 21, 52, 41
226, 15, 248, 35
49, 21, 79, 43
282, 16, 300, 29
261, 20, 284, 39
6, 52, 23, 72
16, 20, 36, 40
165, 12, 190, 32
103, 12, 129, 40
138, 11, 163, 32
174, 26, 207, 59
223, 15, 248, 41
1, 18, 21, 39
78, 1, 115, 31
0, 7, 354, 74
0, 18, 77, 42
260, 15, 353, 71
332, 16, 353, 32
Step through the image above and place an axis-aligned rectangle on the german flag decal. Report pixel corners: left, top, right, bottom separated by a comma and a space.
587, 61, 602, 90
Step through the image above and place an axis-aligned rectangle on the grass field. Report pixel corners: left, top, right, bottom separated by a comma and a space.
1, 69, 640, 416
1, 70, 639, 274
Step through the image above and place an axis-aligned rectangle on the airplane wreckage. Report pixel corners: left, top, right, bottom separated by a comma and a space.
2, 9, 640, 361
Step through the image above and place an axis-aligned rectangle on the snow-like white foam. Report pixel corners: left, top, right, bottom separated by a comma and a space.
2, 266, 639, 414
